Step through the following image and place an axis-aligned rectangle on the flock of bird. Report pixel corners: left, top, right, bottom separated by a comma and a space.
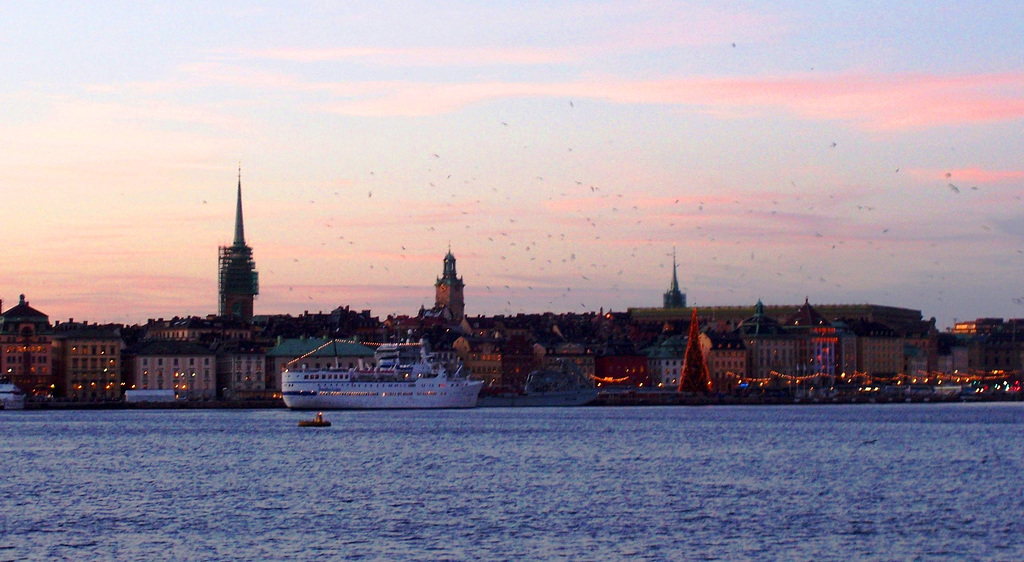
236, 92, 1010, 320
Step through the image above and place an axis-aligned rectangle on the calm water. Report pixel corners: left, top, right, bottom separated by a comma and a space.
0, 403, 1021, 561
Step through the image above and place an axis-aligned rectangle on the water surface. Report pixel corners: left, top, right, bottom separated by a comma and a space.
1, 403, 1021, 560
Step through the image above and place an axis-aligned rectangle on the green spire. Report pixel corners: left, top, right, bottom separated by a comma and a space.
233, 165, 246, 247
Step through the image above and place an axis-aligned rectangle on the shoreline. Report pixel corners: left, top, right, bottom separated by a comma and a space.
10, 393, 1022, 410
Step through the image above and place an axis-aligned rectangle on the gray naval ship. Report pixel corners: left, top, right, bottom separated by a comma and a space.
477, 359, 599, 407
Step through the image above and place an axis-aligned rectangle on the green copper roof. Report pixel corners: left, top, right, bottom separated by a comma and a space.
266, 338, 375, 358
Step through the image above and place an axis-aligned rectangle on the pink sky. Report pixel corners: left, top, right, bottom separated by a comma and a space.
1, 2, 1023, 329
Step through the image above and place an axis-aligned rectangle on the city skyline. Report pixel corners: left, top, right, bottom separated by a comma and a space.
2, 2, 1023, 328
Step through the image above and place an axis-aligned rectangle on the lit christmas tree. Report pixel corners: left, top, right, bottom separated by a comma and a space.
678, 308, 711, 393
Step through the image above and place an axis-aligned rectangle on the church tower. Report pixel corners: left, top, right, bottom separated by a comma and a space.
434, 248, 465, 323
218, 167, 259, 320
663, 247, 686, 309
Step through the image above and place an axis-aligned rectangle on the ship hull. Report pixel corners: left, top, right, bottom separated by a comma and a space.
283, 378, 483, 410
477, 388, 599, 408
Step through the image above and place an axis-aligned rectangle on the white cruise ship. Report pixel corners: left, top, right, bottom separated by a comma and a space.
0, 381, 25, 410
282, 342, 483, 410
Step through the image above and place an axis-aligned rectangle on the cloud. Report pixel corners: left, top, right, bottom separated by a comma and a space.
240, 46, 575, 66
306, 72, 1024, 130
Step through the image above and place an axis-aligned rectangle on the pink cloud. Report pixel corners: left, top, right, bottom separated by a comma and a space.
241, 46, 575, 66
922, 167, 1024, 184
308, 72, 1024, 130
169, 58, 1024, 130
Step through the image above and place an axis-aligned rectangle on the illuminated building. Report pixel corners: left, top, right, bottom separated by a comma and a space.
218, 168, 259, 321
0, 295, 53, 398
52, 324, 123, 402
783, 298, 842, 382
214, 339, 267, 400
452, 335, 502, 387
735, 300, 799, 382
646, 335, 685, 388
125, 340, 216, 400
700, 331, 746, 393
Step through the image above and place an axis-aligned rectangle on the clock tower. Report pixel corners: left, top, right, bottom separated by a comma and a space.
434, 249, 465, 323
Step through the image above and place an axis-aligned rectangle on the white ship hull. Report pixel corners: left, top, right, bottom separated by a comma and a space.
0, 384, 25, 410
283, 377, 483, 409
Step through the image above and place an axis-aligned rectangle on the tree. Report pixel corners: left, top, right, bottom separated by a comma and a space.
678, 308, 711, 393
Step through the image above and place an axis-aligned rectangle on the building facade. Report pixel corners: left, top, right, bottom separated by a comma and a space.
215, 340, 267, 400
52, 324, 122, 402
126, 340, 217, 400
0, 295, 54, 398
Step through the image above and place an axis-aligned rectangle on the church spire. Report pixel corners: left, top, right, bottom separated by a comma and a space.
663, 246, 686, 308
233, 164, 246, 247
669, 246, 680, 292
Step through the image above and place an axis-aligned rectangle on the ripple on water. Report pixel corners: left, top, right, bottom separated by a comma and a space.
0, 404, 1022, 559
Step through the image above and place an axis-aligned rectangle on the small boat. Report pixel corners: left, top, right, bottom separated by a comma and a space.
298, 412, 331, 427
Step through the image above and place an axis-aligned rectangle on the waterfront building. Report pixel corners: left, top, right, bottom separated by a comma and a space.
214, 340, 268, 400
935, 333, 970, 376
452, 335, 503, 387
218, 168, 259, 321
594, 340, 650, 388
541, 343, 597, 381
783, 299, 842, 384
431, 249, 466, 323
734, 300, 800, 382
52, 323, 122, 402
701, 331, 746, 393
645, 335, 686, 389
125, 340, 216, 400
0, 295, 54, 398
847, 320, 904, 378
663, 247, 686, 309
498, 334, 540, 392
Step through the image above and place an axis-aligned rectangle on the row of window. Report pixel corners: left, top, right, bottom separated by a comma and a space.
4, 355, 47, 364
141, 357, 212, 367
69, 345, 117, 355
4, 345, 47, 353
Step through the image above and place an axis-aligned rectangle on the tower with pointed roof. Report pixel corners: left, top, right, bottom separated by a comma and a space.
663, 247, 686, 309
434, 248, 465, 323
218, 167, 259, 321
